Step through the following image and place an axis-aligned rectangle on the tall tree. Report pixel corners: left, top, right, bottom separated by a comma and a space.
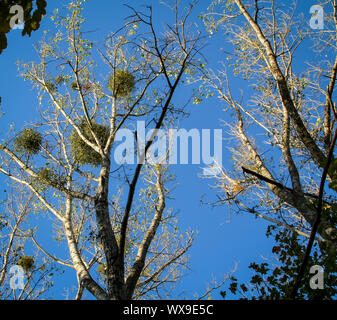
201, 0, 337, 298
0, 0, 201, 300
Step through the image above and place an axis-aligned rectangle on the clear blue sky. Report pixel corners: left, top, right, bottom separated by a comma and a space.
0, 0, 320, 299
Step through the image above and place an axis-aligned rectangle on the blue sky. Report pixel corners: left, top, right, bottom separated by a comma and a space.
0, 0, 322, 299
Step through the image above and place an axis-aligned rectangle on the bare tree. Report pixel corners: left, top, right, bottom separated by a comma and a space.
200, 0, 337, 297
0, 0, 202, 300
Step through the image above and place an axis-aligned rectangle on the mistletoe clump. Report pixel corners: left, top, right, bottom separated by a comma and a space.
35, 167, 66, 187
45, 81, 56, 92
69, 120, 109, 166
70, 81, 80, 91
14, 128, 42, 155
108, 69, 135, 98
17, 255, 34, 273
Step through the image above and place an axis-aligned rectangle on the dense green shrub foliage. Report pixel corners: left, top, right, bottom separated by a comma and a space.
17, 255, 34, 273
